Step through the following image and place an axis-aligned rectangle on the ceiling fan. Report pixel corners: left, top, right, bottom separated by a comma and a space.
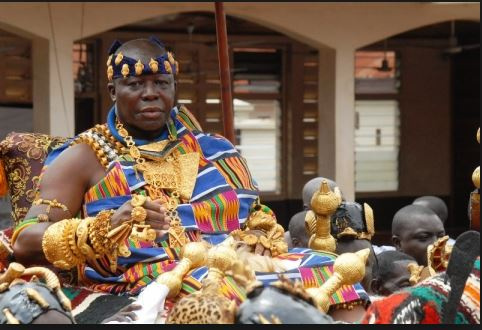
357, 39, 393, 73
442, 20, 480, 55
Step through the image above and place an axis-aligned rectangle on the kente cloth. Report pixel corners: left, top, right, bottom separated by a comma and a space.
43, 106, 259, 294
255, 248, 370, 309
361, 257, 480, 324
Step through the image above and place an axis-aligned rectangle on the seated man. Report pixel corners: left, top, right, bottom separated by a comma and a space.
370, 250, 417, 296
391, 205, 445, 266
11, 37, 259, 297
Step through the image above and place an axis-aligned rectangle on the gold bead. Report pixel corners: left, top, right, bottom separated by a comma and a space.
131, 194, 147, 207
114, 52, 123, 65
135, 59, 144, 76
149, 58, 159, 73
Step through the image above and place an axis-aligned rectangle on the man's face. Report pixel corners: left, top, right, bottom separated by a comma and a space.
376, 260, 413, 296
394, 215, 445, 266
109, 73, 176, 133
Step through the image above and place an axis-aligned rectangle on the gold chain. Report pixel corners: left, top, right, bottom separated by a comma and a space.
115, 117, 186, 248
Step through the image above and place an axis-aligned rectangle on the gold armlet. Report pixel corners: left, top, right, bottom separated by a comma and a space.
41, 219, 83, 270
32, 198, 72, 218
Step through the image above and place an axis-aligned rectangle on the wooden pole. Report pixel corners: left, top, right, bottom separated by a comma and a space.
214, 2, 236, 144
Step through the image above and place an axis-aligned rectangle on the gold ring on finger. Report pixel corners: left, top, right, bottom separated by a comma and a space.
131, 194, 147, 207
131, 206, 147, 222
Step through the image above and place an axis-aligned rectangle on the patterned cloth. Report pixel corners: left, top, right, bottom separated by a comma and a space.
43, 106, 259, 295
361, 257, 480, 324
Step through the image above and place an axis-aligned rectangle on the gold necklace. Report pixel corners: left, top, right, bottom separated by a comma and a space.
115, 118, 188, 248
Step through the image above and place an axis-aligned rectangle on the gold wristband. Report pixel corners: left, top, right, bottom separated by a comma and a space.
76, 217, 98, 260
42, 219, 82, 270
88, 210, 115, 255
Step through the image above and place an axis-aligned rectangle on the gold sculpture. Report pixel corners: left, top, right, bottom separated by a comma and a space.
306, 248, 369, 313
156, 241, 208, 298
230, 204, 287, 257
305, 180, 342, 253
0, 262, 72, 312
165, 244, 239, 324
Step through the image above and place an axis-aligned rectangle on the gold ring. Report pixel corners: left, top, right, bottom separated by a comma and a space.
131, 206, 147, 222
131, 194, 147, 207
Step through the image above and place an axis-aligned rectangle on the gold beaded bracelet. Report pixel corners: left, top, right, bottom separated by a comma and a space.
87, 210, 115, 256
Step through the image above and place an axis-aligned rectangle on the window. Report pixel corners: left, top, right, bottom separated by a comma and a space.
232, 48, 283, 194
354, 50, 401, 192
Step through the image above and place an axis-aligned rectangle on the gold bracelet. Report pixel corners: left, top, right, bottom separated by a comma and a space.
42, 219, 82, 270
88, 210, 115, 255
76, 217, 98, 260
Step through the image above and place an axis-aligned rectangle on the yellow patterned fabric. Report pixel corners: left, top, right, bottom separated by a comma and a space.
0, 132, 67, 226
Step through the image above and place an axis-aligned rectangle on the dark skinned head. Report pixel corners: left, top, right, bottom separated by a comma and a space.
392, 205, 445, 266
335, 238, 377, 295
107, 39, 177, 140
288, 211, 309, 248
412, 196, 448, 224
371, 250, 417, 296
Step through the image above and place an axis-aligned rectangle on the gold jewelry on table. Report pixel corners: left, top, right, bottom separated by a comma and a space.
32, 198, 71, 217
131, 206, 147, 222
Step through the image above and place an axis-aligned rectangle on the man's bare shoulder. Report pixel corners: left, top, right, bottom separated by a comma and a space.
43, 142, 105, 185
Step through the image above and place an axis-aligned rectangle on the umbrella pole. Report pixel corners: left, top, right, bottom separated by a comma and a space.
214, 2, 236, 144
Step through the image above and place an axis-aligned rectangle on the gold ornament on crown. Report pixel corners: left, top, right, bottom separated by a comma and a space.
304, 180, 342, 253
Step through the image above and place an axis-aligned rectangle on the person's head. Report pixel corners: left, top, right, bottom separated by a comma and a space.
371, 250, 417, 296
107, 38, 177, 138
302, 177, 343, 210
288, 211, 309, 248
412, 196, 448, 224
335, 238, 377, 294
392, 205, 445, 266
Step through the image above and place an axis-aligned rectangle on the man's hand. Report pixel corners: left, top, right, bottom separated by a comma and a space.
110, 198, 171, 236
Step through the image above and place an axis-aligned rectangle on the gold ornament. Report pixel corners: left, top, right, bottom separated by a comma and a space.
167, 217, 189, 249
167, 51, 175, 65
131, 194, 147, 207
156, 241, 208, 298
164, 61, 172, 74
135, 59, 144, 76
106, 54, 113, 66
114, 52, 123, 65
107, 65, 113, 81
32, 198, 71, 216
306, 249, 369, 313
165, 244, 239, 324
305, 181, 341, 253
121, 64, 129, 78
149, 58, 159, 73
174, 61, 180, 74
472, 166, 480, 189
42, 219, 83, 270
407, 262, 424, 285
131, 206, 147, 223
426, 235, 452, 276
0, 262, 72, 312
